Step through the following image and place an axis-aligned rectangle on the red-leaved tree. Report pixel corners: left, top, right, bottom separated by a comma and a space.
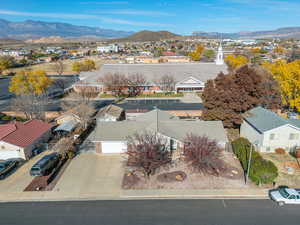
127, 132, 172, 177
202, 65, 281, 128
183, 134, 225, 176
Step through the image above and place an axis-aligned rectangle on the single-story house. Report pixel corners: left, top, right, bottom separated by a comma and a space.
74, 63, 227, 94
96, 105, 125, 122
55, 112, 81, 125
0, 120, 53, 160
88, 109, 228, 155
240, 107, 300, 152
114, 99, 204, 120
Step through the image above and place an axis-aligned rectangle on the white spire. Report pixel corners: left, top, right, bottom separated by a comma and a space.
216, 41, 224, 65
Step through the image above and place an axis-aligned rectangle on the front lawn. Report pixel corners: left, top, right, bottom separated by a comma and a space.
261, 153, 300, 188
122, 152, 248, 189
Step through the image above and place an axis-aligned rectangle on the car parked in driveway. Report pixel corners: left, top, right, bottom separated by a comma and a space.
0, 159, 22, 179
270, 187, 300, 206
30, 153, 59, 177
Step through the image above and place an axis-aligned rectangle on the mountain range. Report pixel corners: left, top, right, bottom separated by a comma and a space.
0, 19, 134, 40
192, 27, 300, 39
1, 18, 300, 41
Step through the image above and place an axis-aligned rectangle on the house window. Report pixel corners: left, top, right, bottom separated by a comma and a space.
1, 146, 4, 150
289, 133, 299, 140
269, 134, 275, 140
266, 147, 271, 152
170, 139, 177, 151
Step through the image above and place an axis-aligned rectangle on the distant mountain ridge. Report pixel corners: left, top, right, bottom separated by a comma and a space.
0, 19, 134, 40
192, 27, 300, 39
114, 30, 181, 42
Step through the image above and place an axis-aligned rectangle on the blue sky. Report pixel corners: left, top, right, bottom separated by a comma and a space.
0, 0, 300, 34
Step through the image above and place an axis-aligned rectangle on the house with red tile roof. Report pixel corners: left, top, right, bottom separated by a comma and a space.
0, 120, 53, 160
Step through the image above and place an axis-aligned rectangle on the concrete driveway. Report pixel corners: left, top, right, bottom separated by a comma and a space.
0, 151, 50, 192
54, 153, 124, 198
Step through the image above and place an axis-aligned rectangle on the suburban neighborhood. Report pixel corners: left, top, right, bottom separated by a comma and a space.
2, 0, 300, 224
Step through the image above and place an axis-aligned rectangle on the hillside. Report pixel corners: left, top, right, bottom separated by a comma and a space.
25, 36, 66, 44
192, 27, 300, 39
0, 19, 134, 40
114, 30, 181, 42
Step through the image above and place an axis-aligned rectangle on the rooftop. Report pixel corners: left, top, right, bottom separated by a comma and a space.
89, 109, 228, 144
80, 63, 227, 84
96, 104, 124, 118
243, 107, 300, 132
0, 120, 53, 148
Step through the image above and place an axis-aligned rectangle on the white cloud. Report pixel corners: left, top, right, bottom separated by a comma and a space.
0, 9, 170, 27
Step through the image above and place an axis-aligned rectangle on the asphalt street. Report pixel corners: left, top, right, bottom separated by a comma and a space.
0, 199, 299, 225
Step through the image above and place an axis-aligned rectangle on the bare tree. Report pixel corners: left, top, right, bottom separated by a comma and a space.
127, 73, 147, 97
51, 60, 66, 75
127, 131, 172, 177
62, 92, 96, 129
157, 74, 176, 92
11, 94, 49, 120
99, 73, 128, 98
183, 134, 225, 176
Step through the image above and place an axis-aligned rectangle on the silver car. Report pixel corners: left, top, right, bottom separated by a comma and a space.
270, 188, 300, 206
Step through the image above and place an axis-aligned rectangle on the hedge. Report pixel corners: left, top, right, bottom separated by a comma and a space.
232, 137, 278, 185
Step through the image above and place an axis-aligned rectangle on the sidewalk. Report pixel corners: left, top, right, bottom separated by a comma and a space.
0, 188, 269, 203
121, 189, 269, 200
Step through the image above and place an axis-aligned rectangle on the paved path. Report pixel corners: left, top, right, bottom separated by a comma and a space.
0, 199, 299, 225
181, 93, 202, 103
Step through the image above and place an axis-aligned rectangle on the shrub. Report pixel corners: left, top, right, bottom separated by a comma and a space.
232, 137, 260, 170
250, 158, 278, 185
127, 131, 172, 177
295, 149, 300, 158
275, 148, 285, 154
183, 134, 225, 176
232, 137, 278, 185
1, 115, 13, 120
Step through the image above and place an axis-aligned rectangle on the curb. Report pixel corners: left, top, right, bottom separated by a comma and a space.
0, 194, 269, 203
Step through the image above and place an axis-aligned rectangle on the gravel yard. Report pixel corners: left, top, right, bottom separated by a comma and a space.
123, 152, 253, 190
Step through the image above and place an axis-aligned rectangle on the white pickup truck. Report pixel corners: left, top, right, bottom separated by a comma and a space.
270, 188, 300, 206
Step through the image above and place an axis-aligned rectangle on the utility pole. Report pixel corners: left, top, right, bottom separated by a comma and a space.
245, 143, 254, 184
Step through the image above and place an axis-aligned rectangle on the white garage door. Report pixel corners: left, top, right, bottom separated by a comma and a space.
101, 141, 127, 154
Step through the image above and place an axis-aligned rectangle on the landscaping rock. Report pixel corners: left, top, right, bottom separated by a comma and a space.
157, 171, 187, 183
122, 172, 140, 189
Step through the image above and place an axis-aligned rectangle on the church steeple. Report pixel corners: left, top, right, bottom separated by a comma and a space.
216, 41, 224, 65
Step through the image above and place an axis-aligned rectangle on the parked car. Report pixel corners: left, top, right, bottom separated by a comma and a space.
0, 159, 20, 179
269, 187, 300, 206
32, 148, 44, 156
30, 153, 60, 177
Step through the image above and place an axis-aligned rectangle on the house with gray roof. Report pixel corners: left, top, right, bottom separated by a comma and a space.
240, 107, 300, 152
89, 109, 228, 154
96, 104, 125, 122
74, 63, 227, 94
